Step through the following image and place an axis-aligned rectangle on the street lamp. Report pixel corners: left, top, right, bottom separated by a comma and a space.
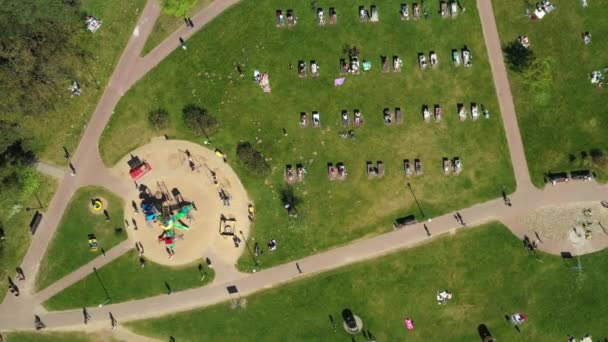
406, 182, 426, 219
240, 230, 258, 270
93, 267, 111, 306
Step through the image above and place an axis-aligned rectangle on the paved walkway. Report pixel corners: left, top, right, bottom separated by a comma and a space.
1, 0, 608, 336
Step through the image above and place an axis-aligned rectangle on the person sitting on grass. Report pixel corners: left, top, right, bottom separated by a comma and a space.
268, 239, 277, 251
437, 290, 453, 304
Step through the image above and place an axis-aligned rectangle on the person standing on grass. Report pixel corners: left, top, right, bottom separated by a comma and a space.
179, 37, 187, 50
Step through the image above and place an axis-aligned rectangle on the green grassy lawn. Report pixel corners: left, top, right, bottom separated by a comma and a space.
101, 0, 515, 271
35, 187, 126, 291
128, 223, 608, 341
5, 332, 120, 342
142, 0, 213, 55
44, 249, 214, 310
492, 0, 608, 186
0, 173, 56, 302
4, 0, 146, 166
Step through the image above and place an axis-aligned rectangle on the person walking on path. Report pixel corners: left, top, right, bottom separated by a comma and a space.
69, 162, 76, 176
109, 312, 118, 329
132, 218, 138, 230
34, 315, 46, 330
132, 200, 139, 214
296, 262, 303, 274
424, 224, 432, 237
83, 308, 91, 325
16, 267, 25, 281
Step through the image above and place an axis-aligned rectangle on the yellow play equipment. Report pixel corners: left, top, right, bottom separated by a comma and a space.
92, 199, 103, 211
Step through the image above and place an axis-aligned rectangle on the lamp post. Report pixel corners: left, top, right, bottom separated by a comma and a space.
93, 267, 111, 306
406, 182, 426, 219
240, 230, 258, 271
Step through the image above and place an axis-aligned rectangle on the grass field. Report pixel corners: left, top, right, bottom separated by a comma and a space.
44, 249, 214, 311
35, 187, 126, 291
492, 0, 608, 186
101, 0, 515, 271
5, 332, 120, 342
4, 0, 146, 166
142, 0, 213, 55
0, 173, 56, 302
128, 223, 608, 341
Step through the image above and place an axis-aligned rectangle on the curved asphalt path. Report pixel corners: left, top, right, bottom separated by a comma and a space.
2, 0, 608, 334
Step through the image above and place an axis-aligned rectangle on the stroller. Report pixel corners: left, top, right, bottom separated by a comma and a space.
359, 6, 369, 22
354, 110, 363, 126
393, 56, 403, 72
471, 103, 479, 120
276, 10, 284, 27
422, 105, 431, 122
401, 3, 410, 20
310, 60, 319, 77
453, 157, 462, 174
462, 48, 472, 67
341, 110, 349, 127
317, 8, 325, 25
413, 3, 421, 19
299, 112, 308, 127
381, 56, 389, 72
298, 60, 306, 77
443, 158, 451, 175
312, 111, 321, 127
329, 7, 337, 24
404, 159, 412, 176
452, 49, 461, 66
457, 103, 467, 121
383, 108, 392, 125
430, 51, 438, 67
370, 5, 379, 22
418, 53, 428, 69
415, 159, 423, 175
434, 105, 442, 122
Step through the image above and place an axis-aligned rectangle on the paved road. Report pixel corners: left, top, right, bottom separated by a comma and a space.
1, 0, 607, 335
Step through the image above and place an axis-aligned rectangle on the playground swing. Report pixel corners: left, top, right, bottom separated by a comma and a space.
220, 216, 237, 236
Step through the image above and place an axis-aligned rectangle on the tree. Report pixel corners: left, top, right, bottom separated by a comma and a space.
0, 0, 86, 115
503, 40, 535, 73
182, 105, 218, 136
148, 109, 170, 129
236, 142, 269, 176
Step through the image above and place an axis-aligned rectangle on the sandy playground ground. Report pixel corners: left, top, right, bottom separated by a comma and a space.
524, 201, 608, 254
112, 139, 251, 266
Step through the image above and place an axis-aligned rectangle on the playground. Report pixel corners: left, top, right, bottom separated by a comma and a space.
113, 139, 251, 266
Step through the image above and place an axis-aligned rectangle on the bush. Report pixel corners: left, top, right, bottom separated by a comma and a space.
503, 40, 535, 73
236, 142, 270, 176
590, 149, 608, 168
161, 0, 198, 17
148, 109, 170, 129
182, 105, 218, 136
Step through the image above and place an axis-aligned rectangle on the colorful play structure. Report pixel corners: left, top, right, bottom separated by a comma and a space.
140, 181, 195, 254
